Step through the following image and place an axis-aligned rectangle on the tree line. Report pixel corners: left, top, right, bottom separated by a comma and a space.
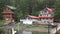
0, 0, 60, 21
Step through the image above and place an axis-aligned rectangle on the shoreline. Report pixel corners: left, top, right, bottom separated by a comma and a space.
0, 24, 48, 32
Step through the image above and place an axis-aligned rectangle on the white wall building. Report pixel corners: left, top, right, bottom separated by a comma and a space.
20, 17, 38, 24
28, 7, 54, 24
20, 7, 54, 24
39, 7, 54, 24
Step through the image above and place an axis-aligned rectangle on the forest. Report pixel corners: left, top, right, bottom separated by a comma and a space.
0, 0, 60, 21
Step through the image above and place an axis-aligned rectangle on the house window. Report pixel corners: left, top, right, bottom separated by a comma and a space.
46, 18, 48, 20
47, 14, 48, 16
43, 18, 44, 20
39, 18, 41, 20
47, 21, 50, 23
50, 18, 52, 19
44, 21, 46, 23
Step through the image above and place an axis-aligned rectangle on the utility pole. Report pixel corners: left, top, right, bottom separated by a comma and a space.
12, 28, 16, 34
18, 23, 20, 34
48, 24, 50, 34
48, 22, 50, 34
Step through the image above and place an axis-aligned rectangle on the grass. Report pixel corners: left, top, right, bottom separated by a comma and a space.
16, 22, 48, 27
13, 22, 52, 27
15, 22, 21, 26
0, 20, 5, 24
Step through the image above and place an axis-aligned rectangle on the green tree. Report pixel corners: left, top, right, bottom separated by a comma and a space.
53, 0, 60, 18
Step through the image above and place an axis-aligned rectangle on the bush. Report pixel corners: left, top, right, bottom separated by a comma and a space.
0, 29, 4, 34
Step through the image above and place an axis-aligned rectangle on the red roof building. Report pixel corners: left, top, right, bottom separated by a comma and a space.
28, 7, 54, 24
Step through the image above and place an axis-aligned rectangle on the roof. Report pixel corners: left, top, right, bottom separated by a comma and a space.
46, 7, 52, 12
2, 5, 15, 14
7, 5, 16, 10
43, 7, 53, 12
28, 15, 53, 18
28, 15, 39, 18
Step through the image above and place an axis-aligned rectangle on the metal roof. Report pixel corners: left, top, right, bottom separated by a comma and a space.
7, 5, 16, 10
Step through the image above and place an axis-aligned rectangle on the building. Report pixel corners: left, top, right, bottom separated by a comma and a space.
39, 7, 54, 24
2, 5, 16, 21
29, 7, 54, 24
20, 7, 54, 24
20, 17, 38, 24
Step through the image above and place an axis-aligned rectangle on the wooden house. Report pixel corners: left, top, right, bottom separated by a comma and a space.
2, 5, 16, 21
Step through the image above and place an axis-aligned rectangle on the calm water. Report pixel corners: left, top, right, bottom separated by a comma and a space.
15, 30, 60, 34
57, 30, 60, 34
16, 31, 48, 34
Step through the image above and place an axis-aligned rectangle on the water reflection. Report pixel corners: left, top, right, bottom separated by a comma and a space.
57, 30, 60, 34
16, 30, 48, 34
23, 31, 32, 34
32, 31, 48, 34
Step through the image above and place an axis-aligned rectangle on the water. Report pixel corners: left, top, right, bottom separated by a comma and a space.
16, 30, 48, 34
57, 30, 60, 34
15, 30, 60, 34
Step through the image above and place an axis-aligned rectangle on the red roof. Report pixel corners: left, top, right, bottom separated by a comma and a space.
28, 15, 39, 18
28, 15, 53, 18
47, 7, 52, 12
